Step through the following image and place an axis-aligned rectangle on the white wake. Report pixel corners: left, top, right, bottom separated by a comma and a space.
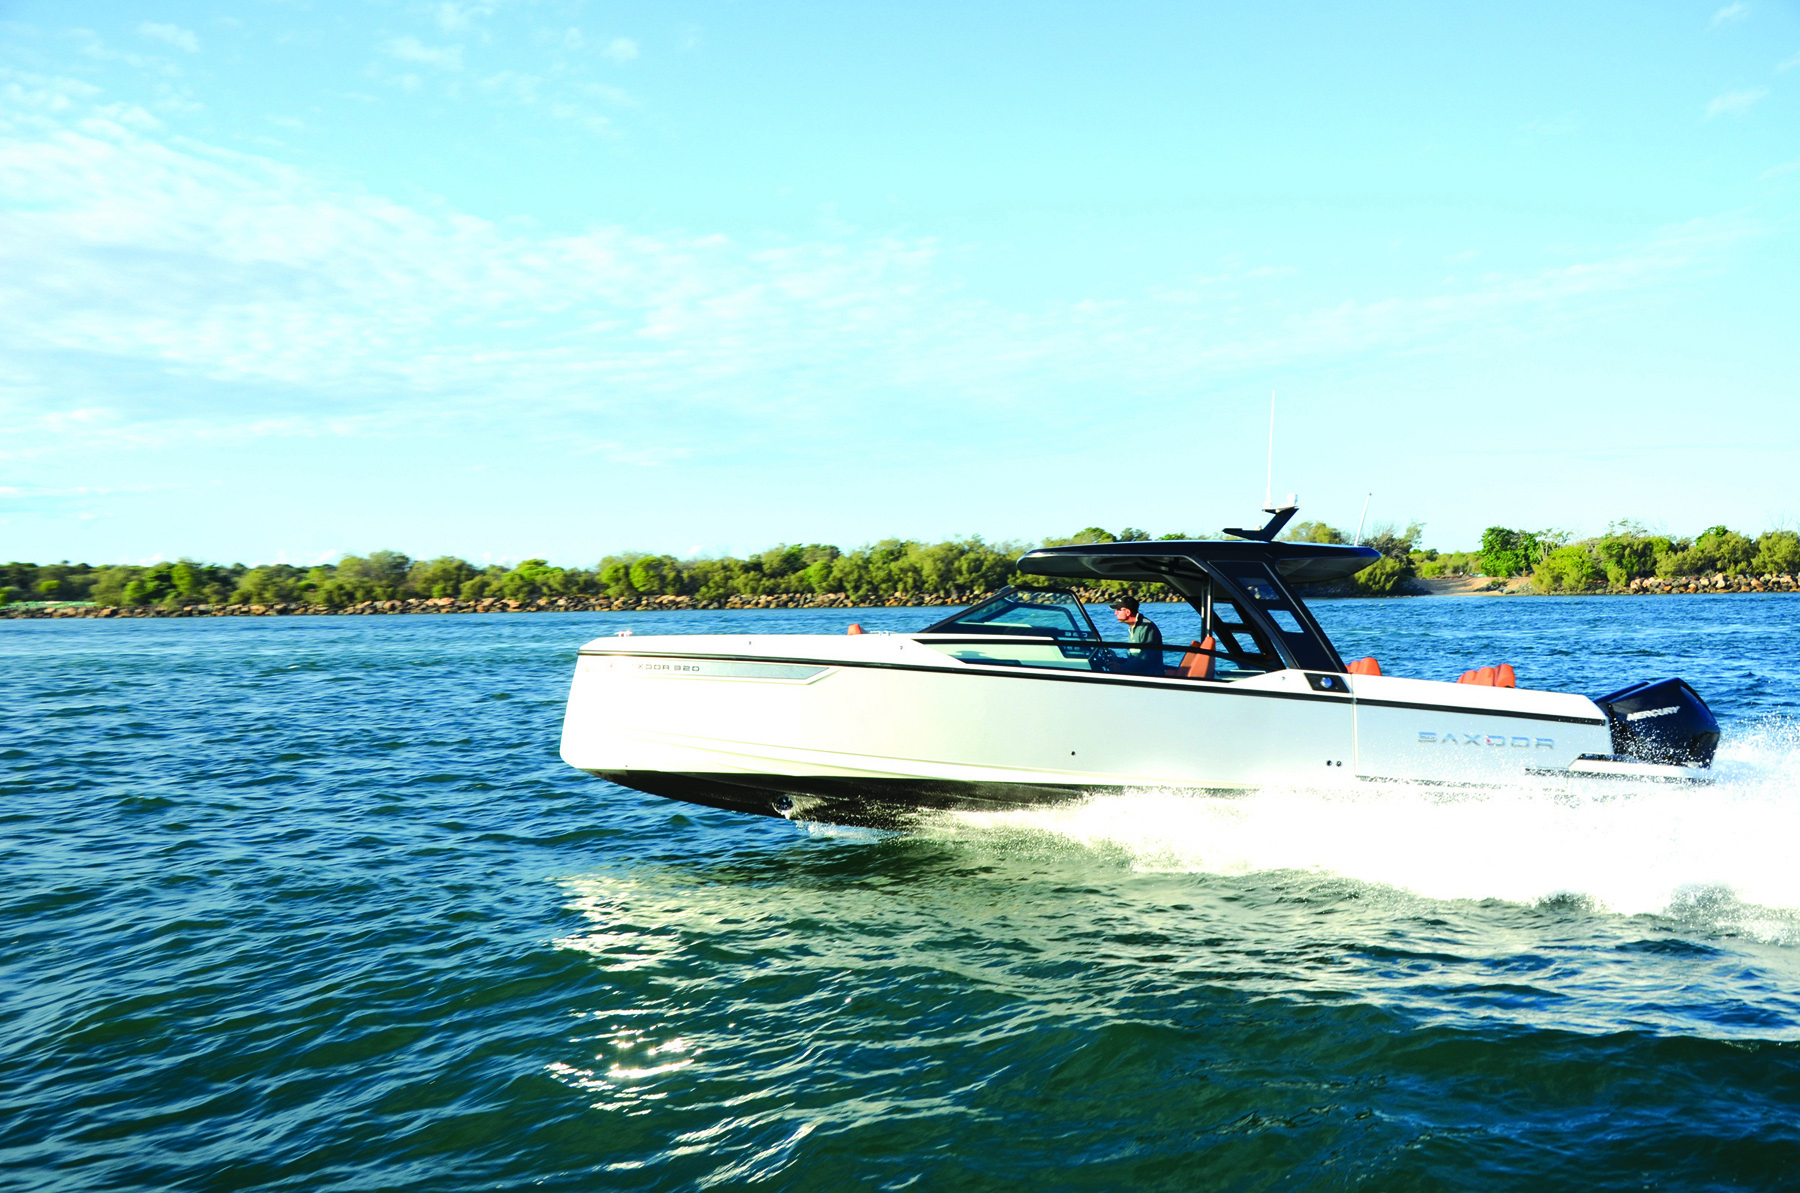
937, 717, 1800, 920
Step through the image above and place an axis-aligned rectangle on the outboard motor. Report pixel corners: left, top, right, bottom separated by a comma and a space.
1594, 678, 1721, 768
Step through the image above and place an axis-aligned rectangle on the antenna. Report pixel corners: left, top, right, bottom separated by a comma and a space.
1264, 390, 1275, 510
1354, 493, 1372, 546
1225, 387, 1297, 539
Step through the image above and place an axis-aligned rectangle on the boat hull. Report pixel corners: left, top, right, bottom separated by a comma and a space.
560, 636, 1619, 826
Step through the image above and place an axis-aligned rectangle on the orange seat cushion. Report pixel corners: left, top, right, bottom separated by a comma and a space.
1180, 637, 1216, 680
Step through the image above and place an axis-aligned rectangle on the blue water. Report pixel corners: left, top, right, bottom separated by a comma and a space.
5, 595, 1800, 1190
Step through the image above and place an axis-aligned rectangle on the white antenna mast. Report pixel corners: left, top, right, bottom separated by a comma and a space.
1264, 390, 1275, 509
1225, 388, 1298, 541
1354, 492, 1372, 545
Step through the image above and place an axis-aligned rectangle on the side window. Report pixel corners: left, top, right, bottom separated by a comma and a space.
1217, 564, 1339, 672
1208, 598, 1276, 671
1227, 568, 1311, 643
1234, 576, 1281, 603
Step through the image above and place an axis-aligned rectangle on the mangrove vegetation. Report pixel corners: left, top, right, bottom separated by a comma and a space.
5, 519, 1799, 610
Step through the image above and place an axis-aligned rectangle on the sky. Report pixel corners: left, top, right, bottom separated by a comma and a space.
2, 1, 1797, 567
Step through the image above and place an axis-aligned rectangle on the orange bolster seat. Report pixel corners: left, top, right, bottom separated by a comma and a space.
1178, 637, 1217, 680
1346, 657, 1382, 676
1456, 664, 1518, 687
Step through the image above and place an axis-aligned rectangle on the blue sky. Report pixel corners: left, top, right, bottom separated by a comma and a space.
2, 1, 1797, 566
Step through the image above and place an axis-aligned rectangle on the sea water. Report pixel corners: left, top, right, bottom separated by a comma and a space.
4, 595, 1799, 1190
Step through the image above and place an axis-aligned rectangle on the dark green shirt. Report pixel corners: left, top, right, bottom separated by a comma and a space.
1127, 615, 1162, 657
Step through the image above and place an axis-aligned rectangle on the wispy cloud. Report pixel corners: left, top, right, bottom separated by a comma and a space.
1711, 3, 1750, 27
1780, 50, 1800, 72
476, 71, 631, 134
138, 22, 199, 53
74, 30, 185, 78
435, 3, 493, 35
1762, 157, 1800, 179
600, 37, 639, 64
385, 37, 462, 71
0, 72, 1764, 469
1706, 87, 1768, 118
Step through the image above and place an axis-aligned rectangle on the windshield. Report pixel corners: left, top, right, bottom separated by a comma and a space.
920, 587, 1101, 641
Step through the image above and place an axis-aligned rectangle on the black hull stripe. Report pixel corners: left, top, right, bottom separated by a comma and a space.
580, 650, 1608, 726
591, 768, 1645, 829
593, 770, 1232, 829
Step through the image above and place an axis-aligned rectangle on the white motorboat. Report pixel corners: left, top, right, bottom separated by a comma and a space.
559, 509, 1721, 827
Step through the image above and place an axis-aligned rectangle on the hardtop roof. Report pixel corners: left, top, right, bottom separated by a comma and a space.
1016, 539, 1381, 585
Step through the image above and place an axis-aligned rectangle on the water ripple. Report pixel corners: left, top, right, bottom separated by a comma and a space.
3, 601, 1800, 1189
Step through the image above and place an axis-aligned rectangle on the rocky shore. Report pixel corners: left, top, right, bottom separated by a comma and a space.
1620, 572, 1798, 594
5, 572, 1796, 620
0, 590, 998, 620
1408, 571, 1800, 597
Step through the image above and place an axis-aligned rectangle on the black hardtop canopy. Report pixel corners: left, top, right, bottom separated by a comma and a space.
1016, 539, 1380, 586
1010, 537, 1375, 671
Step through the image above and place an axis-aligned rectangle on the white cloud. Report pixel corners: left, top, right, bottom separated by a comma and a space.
601, 38, 639, 64
435, 4, 492, 35
546, 101, 613, 136
478, 70, 540, 103
477, 72, 630, 133
1762, 158, 1800, 179
0, 75, 1765, 469
1711, 3, 1750, 27
1780, 51, 1800, 72
75, 30, 184, 77
138, 22, 199, 53
577, 81, 638, 108
385, 37, 463, 71
1706, 87, 1769, 118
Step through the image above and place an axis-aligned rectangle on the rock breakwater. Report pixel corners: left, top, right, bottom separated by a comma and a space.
7, 574, 1793, 620
1623, 572, 1798, 594
1, 590, 998, 620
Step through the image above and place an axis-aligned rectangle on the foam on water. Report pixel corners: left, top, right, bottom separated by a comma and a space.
939, 717, 1800, 925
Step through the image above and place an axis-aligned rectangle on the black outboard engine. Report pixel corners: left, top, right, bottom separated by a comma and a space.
1594, 678, 1721, 768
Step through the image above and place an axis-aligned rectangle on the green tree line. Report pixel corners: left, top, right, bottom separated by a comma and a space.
1372, 522, 1800, 592
7, 520, 1797, 609
1517, 523, 1800, 593
1277, 518, 1800, 595
2, 532, 1098, 609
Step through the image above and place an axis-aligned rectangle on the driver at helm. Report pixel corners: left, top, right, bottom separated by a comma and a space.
1108, 594, 1162, 672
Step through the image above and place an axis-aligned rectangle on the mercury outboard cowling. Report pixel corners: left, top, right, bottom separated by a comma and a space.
1594, 678, 1721, 768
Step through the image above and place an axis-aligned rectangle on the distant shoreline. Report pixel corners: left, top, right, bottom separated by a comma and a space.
1, 591, 973, 620
1404, 571, 1800, 598
6, 571, 1796, 620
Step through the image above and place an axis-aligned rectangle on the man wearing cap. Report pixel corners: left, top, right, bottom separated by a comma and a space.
1108, 595, 1162, 673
